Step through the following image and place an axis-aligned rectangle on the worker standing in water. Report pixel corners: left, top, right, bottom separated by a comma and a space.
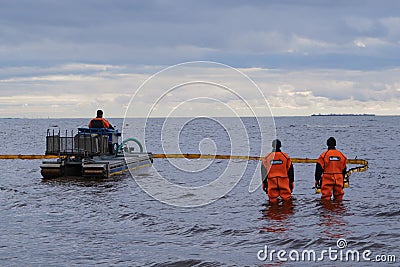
88, 110, 114, 129
262, 139, 294, 203
315, 137, 347, 201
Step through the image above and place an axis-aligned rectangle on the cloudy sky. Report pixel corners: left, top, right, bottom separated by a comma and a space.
0, 0, 399, 118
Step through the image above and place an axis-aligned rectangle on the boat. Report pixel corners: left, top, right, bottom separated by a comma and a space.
40, 127, 153, 179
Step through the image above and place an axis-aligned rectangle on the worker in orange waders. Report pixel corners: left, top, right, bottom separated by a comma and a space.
262, 139, 294, 203
315, 137, 347, 201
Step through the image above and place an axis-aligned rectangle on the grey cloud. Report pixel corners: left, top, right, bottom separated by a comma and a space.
1, 0, 400, 69
0, 0, 399, 117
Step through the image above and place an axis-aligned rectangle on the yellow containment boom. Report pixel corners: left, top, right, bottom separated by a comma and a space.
0, 154, 60, 160
151, 153, 369, 177
151, 154, 368, 185
0, 153, 368, 177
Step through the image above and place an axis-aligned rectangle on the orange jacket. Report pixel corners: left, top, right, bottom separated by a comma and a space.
315, 148, 347, 186
262, 151, 294, 186
317, 149, 347, 175
262, 150, 294, 200
88, 117, 111, 129
263, 151, 292, 179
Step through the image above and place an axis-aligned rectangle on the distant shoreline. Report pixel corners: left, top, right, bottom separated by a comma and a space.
311, 113, 375, 116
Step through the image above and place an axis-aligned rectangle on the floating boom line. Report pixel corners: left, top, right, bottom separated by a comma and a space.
0, 153, 368, 177
0, 154, 60, 160
152, 153, 368, 177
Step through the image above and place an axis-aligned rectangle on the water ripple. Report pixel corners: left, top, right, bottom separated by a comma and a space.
0, 117, 399, 266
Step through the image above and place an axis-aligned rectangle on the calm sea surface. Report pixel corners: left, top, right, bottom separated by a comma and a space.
0, 116, 399, 266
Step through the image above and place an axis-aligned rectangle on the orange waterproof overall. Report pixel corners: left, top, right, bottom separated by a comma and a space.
317, 150, 347, 201
88, 117, 111, 129
262, 152, 292, 203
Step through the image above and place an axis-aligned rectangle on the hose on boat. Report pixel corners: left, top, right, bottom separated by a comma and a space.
117, 138, 144, 153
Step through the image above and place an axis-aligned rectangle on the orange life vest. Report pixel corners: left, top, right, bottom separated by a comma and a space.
88, 117, 111, 129
317, 149, 347, 200
263, 151, 291, 179
317, 149, 347, 175
262, 151, 292, 201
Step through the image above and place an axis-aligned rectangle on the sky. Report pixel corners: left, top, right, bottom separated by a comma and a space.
0, 0, 400, 118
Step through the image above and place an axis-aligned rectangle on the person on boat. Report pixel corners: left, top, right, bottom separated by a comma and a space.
262, 139, 294, 203
88, 109, 114, 129
315, 137, 347, 201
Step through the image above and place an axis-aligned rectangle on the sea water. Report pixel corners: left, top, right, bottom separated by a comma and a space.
0, 116, 398, 266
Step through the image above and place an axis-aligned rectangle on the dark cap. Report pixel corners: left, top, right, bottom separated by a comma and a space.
96, 110, 103, 117
327, 137, 336, 147
272, 139, 281, 149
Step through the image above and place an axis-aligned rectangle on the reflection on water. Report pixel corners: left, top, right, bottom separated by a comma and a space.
259, 200, 295, 233
0, 117, 399, 266
318, 200, 350, 239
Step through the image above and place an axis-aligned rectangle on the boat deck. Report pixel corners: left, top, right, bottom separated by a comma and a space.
41, 152, 153, 179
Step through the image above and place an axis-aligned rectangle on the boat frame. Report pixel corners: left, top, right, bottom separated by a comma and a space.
40, 128, 152, 179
